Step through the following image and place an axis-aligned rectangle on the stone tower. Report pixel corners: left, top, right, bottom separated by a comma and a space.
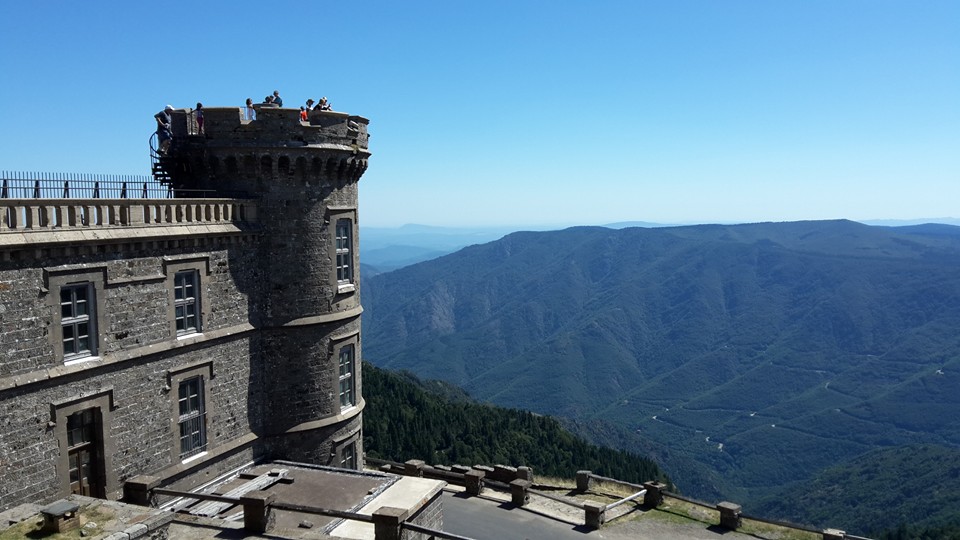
165, 105, 370, 466
0, 104, 371, 512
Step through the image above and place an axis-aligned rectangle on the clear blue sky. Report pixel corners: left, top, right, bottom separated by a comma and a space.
1, 1, 957, 227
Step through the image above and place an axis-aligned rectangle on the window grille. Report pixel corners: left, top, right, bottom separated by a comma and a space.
336, 219, 353, 284
339, 345, 355, 409
178, 376, 207, 459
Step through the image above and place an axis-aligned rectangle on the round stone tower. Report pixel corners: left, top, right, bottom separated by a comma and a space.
163, 105, 369, 467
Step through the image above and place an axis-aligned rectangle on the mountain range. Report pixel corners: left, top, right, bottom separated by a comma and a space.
361, 219, 960, 534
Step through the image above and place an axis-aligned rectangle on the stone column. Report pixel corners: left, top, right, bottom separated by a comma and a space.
517, 466, 534, 482
717, 501, 742, 530
241, 491, 276, 534
510, 479, 532, 507
124, 475, 160, 506
404, 459, 425, 477
642, 481, 666, 508
464, 470, 485, 496
576, 470, 593, 492
373, 506, 408, 540
584, 501, 606, 529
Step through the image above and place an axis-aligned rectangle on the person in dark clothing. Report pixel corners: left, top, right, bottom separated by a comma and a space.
272, 90, 283, 107
155, 105, 173, 154
195, 102, 204, 134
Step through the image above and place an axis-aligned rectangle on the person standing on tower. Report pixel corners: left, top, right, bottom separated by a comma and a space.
272, 90, 283, 107
154, 104, 173, 154
195, 102, 204, 135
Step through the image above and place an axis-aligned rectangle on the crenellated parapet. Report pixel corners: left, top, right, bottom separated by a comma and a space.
172, 106, 370, 150
173, 107, 369, 149
165, 107, 369, 193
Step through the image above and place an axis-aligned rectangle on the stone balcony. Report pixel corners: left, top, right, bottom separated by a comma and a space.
0, 197, 259, 251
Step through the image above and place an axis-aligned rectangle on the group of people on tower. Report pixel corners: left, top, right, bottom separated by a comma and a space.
239, 91, 332, 121
156, 91, 335, 151
300, 96, 332, 120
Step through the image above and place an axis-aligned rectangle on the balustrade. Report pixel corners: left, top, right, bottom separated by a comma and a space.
0, 198, 256, 235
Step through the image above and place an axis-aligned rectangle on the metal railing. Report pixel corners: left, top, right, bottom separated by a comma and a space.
145, 484, 472, 540
2, 171, 171, 199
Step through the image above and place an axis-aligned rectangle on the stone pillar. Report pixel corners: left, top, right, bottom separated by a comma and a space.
373, 506, 408, 540
717, 501, 742, 530
584, 501, 606, 529
464, 470, 485, 496
823, 529, 846, 540
241, 491, 276, 534
404, 459, 425, 477
510, 479, 532, 507
576, 470, 593, 492
642, 481, 666, 508
517, 466, 534, 482
124, 475, 160, 506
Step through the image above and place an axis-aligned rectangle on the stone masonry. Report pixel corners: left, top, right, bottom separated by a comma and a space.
0, 105, 370, 511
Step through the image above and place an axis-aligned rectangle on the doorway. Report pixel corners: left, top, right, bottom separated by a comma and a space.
66, 408, 105, 498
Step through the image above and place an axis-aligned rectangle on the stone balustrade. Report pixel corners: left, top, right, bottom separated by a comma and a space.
0, 198, 257, 236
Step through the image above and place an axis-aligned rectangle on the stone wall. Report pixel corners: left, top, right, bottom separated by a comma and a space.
0, 237, 260, 380
0, 237, 264, 510
405, 492, 443, 540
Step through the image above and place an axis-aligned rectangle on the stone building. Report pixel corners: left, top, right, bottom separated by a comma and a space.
0, 104, 370, 512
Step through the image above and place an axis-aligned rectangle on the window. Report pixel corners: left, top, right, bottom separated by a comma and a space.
338, 344, 355, 410
174, 270, 200, 335
47, 267, 105, 364
178, 376, 207, 459
336, 218, 353, 285
340, 442, 357, 470
60, 283, 96, 360
165, 258, 208, 339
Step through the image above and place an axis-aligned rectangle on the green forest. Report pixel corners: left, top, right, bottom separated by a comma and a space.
878, 524, 960, 540
362, 364, 670, 486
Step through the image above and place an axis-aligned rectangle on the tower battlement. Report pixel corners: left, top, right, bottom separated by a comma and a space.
171, 107, 370, 151
161, 106, 370, 194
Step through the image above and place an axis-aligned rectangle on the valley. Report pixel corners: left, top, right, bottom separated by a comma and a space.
361, 220, 960, 533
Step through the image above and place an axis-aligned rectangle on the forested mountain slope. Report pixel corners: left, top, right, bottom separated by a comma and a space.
362, 220, 960, 526
756, 444, 960, 536
362, 364, 669, 485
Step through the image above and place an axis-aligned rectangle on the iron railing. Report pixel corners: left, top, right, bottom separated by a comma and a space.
1, 171, 249, 200
2, 171, 170, 199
